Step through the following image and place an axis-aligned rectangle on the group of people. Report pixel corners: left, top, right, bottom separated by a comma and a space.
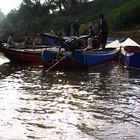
64, 14, 108, 49
1, 14, 108, 49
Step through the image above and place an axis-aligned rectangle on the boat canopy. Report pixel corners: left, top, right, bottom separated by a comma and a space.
106, 38, 140, 48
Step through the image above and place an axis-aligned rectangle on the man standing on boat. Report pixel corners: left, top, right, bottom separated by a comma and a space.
98, 14, 108, 49
7, 33, 14, 48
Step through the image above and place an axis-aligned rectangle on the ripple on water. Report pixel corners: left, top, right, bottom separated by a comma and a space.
0, 62, 140, 139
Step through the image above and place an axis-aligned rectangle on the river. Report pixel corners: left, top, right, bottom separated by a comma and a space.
0, 52, 140, 140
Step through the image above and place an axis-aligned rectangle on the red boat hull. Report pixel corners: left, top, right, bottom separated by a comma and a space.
0, 47, 43, 63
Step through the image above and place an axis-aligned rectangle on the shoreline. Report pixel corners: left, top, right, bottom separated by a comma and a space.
110, 30, 140, 44
1, 29, 140, 44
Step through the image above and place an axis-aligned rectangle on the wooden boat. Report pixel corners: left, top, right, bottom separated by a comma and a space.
72, 48, 120, 68
42, 47, 119, 70
41, 33, 65, 46
41, 33, 89, 47
121, 38, 140, 70
122, 46, 140, 70
39, 33, 124, 47
105, 38, 140, 70
42, 47, 73, 70
0, 33, 89, 64
0, 46, 47, 63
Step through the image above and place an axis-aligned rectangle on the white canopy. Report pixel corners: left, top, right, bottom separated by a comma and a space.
106, 38, 140, 48
106, 40, 120, 48
121, 38, 140, 47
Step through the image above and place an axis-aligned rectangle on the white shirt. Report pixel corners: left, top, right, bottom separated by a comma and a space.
7, 35, 14, 45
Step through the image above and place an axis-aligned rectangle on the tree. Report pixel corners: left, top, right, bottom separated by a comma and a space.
0, 9, 5, 21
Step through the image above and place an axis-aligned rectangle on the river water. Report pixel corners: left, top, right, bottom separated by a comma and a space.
0, 52, 140, 140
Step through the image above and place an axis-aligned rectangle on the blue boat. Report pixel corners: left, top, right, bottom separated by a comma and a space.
42, 47, 119, 70
72, 48, 119, 68
42, 47, 74, 71
41, 33, 89, 46
122, 46, 140, 70
41, 33, 65, 46
120, 38, 140, 70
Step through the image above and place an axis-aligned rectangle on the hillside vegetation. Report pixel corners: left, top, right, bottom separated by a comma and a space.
0, 0, 139, 36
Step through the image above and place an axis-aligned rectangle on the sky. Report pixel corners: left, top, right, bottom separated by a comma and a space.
0, 0, 46, 15
0, 0, 22, 15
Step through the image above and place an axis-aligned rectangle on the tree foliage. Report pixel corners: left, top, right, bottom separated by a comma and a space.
0, 9, 5, 21
107, 0, 140, 30
0, 0, 92, 33
0, 0, 139, 34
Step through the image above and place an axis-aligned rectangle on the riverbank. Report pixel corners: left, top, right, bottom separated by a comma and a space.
110, 30, 140, 44
1, 29, 140, 45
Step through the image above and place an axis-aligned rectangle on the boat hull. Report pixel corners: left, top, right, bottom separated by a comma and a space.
41, 33, 65, 46
122, 47, 140, 70
0, 47, 44, 63
72, 48, 119, 68
42, 48, 74, 69
41, 33, 89, 48
42, 48, 119, 70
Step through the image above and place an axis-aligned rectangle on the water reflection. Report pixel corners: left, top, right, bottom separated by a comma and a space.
0, 57, 140, 139
0, 53, 10, 65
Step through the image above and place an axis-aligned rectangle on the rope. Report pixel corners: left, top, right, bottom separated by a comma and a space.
46, 56, 65, 72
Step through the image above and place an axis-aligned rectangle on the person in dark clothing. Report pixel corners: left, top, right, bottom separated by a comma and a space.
72, 20, 80, 37
98, 14, 108, 49
64, 21, 71, 36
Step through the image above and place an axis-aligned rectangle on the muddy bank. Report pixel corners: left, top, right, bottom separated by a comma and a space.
110, 30, 140, 44
1, 29, 140, 45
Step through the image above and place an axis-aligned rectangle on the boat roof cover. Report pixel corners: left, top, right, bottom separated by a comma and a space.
106, 40, 120, 48
121, 38, 140, 47
106, 38, 140, 48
